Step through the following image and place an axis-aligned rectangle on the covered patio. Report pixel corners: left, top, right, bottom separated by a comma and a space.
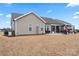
45, 24, 74, 34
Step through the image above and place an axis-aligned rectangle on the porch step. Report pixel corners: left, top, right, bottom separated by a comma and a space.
46, 33, 63, 35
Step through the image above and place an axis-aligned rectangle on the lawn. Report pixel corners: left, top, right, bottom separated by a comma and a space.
0, 34, 79, 56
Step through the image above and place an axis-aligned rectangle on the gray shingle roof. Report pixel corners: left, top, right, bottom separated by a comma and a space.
41, 17, 71, 25
11, 13, 71, 25
11, 13, 23, 20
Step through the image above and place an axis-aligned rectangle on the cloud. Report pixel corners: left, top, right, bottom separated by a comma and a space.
47, 10, 53, 13
24, 9, 26, 11
0, 13, 3, 16
66, 0, 79, 7
73, 12, 79, 19
6, 21, 9, 24
67, 3, 79, 7
73, 12, 79, 15
6, 14, 11, 18
5, 3, 12, 7
73, 16, 79, 19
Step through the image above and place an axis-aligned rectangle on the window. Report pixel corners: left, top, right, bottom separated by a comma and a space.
28, 24, 32, 31
41, 28, 43, 31
45, 25, 49, 31
47, 26, 49, 31
29, 27, 32, 31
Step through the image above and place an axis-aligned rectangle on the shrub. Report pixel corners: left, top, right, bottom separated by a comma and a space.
76, 29, 79, 33
4, 30, 8, 36
45, 31, 50, 33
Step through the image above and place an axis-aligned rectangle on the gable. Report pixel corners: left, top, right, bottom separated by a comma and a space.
13, 12, 46, 23
16, 13, 45, 24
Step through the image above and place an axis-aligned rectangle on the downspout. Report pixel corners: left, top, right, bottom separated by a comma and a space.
13, 20, 16, 36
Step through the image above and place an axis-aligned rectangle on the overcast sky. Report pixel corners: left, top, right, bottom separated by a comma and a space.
0, 3, 79, 29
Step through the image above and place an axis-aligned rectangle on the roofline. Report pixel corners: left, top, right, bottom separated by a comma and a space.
14, 11, 46, 23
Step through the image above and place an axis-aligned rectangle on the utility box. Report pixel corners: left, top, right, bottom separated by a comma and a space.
8, 32, 12, 36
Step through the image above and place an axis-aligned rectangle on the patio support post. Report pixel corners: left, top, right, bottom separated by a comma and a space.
59, 26, 61, 33
54, 25, 56, 33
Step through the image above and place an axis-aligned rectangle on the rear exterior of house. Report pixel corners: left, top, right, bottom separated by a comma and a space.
11, 12, 75, 36
11, 12, 46, 35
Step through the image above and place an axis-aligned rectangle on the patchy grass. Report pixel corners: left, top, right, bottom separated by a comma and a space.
0, 34, 79, 56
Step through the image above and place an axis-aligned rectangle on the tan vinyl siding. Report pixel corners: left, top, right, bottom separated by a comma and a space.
15, 13, 45, 35
11, 21, 15, 31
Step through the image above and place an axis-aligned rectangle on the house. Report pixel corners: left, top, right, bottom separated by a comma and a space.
11, 12, 75, 36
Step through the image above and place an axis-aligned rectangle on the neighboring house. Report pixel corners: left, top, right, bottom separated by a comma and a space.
11, 12, 75, 35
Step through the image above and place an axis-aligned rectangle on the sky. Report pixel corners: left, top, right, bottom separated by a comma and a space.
0, 3, 79, 29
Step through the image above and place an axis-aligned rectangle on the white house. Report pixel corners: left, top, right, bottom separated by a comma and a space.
11, 12, 75, 36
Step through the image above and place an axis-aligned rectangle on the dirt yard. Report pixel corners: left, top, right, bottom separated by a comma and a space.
0, 34, 79, 56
